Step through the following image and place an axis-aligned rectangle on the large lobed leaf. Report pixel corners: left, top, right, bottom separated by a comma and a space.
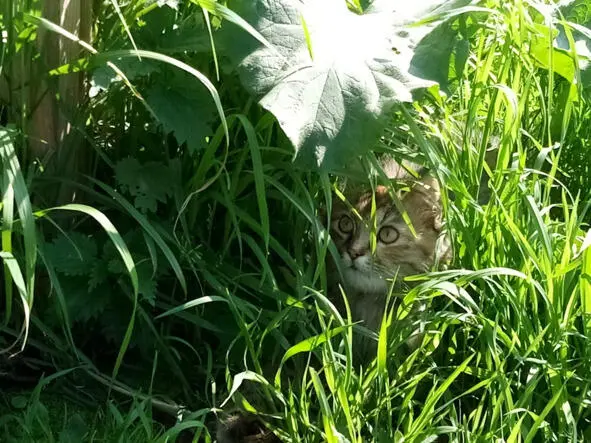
529, 1, 591, 91
225, 0, 469, 169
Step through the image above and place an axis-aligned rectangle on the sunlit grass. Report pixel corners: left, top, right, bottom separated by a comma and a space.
213, 1, 591, 441
2, 0, 591, 442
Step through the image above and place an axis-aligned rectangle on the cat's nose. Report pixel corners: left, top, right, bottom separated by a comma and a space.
348, 248, 366, 260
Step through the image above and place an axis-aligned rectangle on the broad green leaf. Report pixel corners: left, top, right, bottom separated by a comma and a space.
24, 13, 230, 146
89, 178, 187, 294
536, 5, 591, 90
44, 232, 98, 276
409, 21, 470, 92
40, 205, 138, 296
529, 23, 577, 84
225, 0, 462, 169
145, 82, 217, 154
560, 21, 591, 89
37, 203, 138, 385
115, 157, 180, 212
194, 0, 273, 50
90, 58, 158, 93
90, 49, 229, 147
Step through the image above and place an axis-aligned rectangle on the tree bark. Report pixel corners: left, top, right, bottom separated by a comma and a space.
4, 0, 94, 202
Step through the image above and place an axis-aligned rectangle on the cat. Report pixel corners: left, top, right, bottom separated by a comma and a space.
216, 159, 450, 442
326, 158, 451, 354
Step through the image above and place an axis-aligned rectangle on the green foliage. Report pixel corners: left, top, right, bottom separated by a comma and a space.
45, 233, 98, 277
0, 373, 205, 442
2, 0, 591, 441
145, 81, 216, 153
225, 0, 466, 169
115, 157, 180, 213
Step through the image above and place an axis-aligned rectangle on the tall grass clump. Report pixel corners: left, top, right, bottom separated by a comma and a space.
1, 0, 591, 441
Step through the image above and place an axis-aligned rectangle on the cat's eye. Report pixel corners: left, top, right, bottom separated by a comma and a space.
338, 215, 354, 234
378, 226, 399, 244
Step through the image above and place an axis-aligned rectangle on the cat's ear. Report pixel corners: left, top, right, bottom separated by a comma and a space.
403, 175, 443, 231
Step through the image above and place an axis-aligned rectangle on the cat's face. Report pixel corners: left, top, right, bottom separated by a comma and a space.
329, 177, 446, 295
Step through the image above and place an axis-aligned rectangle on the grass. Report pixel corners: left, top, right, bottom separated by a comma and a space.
1, 0, 591, 441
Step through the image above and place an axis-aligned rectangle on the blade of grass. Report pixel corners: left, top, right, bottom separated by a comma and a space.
309, 367, 338, 443
235, 114, 270, 250
0, 128, 36, 348
88, 177, 187, 294
580, 229, 591, 335
109, 0, 140, 56
37, 203, 137, 384
155, 295, 228, 320
194, 0, 275, 51
0, 251, 30, 352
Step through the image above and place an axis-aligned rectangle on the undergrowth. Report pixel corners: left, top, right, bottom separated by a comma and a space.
1, 0, 591, 441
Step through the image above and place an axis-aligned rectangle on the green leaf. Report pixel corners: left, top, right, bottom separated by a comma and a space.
226, 0, 449, 169
310, 367, 339, 443
45, 232, 98, 276
0, 251, 31, 349
145, 83, 216, 153
36, 203, 139, 384
10, 395, 27, 409
89, 178, 187, 294
219, 370, 272, 408
559, 0, 591, 26
408, 355, 474, 436
90, 58, 158, 93
62, 278, 107, 323
409, 21, 469, 92
39, 203, 139, 295
227, 0, 474, 169
194, 0, 273, 50
115, 157, 179, 212
559, 21, 591, 89
275, 325, 350, 385
537, 6, 591, 90
91, 49, 229, 146
235, 114, 270, 250
24, 14, 230, 146
136, 261, 157, 306
529, 23, 577, 84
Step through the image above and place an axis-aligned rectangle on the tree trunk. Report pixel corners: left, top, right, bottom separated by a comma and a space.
2, 0, 93, 203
